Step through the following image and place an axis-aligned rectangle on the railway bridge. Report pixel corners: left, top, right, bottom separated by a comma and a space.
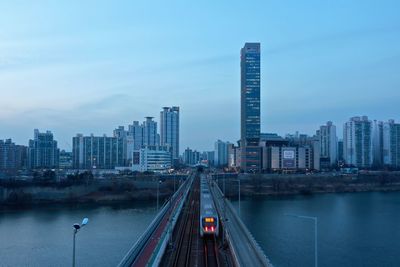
118, 172, 273, 267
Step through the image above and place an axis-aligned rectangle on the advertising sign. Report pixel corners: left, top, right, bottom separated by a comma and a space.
282, 148, 296, 168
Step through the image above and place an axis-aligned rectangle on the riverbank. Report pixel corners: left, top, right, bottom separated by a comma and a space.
219, 172, 400, 197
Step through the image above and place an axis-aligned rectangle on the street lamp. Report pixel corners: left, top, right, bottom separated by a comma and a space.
234, 179, 241, 217
285, 213, 318, 267
72, 217, 89, 267
157, 180, 162, 211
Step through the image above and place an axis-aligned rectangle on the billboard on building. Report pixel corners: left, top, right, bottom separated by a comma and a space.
282, 148, 296, 168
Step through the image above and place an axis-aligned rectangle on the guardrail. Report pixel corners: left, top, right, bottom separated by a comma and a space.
210, 179, 273, 267
147, 176, 193, 266
118, 174, 193, 267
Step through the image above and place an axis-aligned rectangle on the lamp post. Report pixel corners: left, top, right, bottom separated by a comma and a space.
223, 173, 226, 195
157, 180, 162, 211
285, 214, 318, 267
234, 179, 241, 217
72, 218, 89, 267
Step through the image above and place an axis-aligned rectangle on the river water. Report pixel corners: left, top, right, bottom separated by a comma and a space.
0, 201, 157, 267
231, 191, 400, 267
1, 192, 399, 266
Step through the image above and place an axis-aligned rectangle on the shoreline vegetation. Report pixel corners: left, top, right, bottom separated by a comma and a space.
220, 172, 400, 197
0, 172, 185, 208
1, 172, 400, 208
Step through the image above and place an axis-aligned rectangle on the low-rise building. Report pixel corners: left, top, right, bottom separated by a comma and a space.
260, 133, 320, 172
59, 150, 73, 169
132, 145, 172, 172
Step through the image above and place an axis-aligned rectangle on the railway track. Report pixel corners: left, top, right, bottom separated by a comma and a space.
204, 235, 220, 267
172, 177, 199, 267
164, 174, 226, 267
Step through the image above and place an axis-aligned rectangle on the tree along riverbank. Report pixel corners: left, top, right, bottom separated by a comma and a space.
0, 174, 185, 207
217, 172, 400, 197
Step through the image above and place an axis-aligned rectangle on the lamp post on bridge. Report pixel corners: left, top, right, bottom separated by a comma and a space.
285, 213, 318, 267
157, 180, 162, 211
72, 217, 89, 267
233, 179, 241, 217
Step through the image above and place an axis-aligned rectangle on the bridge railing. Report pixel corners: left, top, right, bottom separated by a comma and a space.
118, 174, 193, 267
211, 179, 273, 267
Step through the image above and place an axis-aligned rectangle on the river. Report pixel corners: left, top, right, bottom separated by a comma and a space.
1, 192, 399, 266
231, 191, 400, 267
0, 201, 157, 267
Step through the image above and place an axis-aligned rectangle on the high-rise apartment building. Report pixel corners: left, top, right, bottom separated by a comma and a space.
214, 140, 230, 166
0, 139, 27, 170
338, 139, 344, 162
240, 42, 261, 172
128, 121, 145, 150
318, 121, 338, 166
72, 134, 125, 169
28, 129, 59, 169
383, 120, 400, 168
183, 147, 200, 166
343, 116, 372, 168
372, 120, 384, 167
160, 107, 180, 162
143, 117, 159, 146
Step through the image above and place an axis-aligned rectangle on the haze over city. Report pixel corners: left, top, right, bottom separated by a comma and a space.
1, 1, 400, 151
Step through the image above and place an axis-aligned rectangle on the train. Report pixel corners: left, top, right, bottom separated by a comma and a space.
199, 175, 219, 237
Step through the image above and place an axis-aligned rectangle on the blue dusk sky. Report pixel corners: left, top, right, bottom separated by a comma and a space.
0, 1, 399, 152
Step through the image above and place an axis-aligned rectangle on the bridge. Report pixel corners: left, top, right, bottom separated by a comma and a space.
118, 171, 273, 267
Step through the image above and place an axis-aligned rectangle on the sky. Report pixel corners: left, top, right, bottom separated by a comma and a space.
0, 1, 400, 152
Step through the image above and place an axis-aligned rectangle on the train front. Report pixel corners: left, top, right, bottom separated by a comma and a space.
201, 216, 218, 236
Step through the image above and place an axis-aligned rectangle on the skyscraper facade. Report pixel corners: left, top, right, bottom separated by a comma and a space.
160, 107, 180, 162
28, 129, 59, 169
240, 42, 261, 172
343, 116, 372, 168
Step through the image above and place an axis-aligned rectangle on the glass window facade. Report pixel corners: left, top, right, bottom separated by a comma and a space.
240, 43, 261, 172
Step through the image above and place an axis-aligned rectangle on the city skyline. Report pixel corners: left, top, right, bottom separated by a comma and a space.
1, 1, 400, 151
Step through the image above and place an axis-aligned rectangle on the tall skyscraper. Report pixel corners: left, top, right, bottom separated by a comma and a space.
28, 129, 59, 169
318, 121, 338, 166
343, 116, 372, 168
240, 42, 261, 172
160, 107, 180, 162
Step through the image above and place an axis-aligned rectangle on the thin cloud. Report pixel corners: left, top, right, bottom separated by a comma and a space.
266, 25, 400, 55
